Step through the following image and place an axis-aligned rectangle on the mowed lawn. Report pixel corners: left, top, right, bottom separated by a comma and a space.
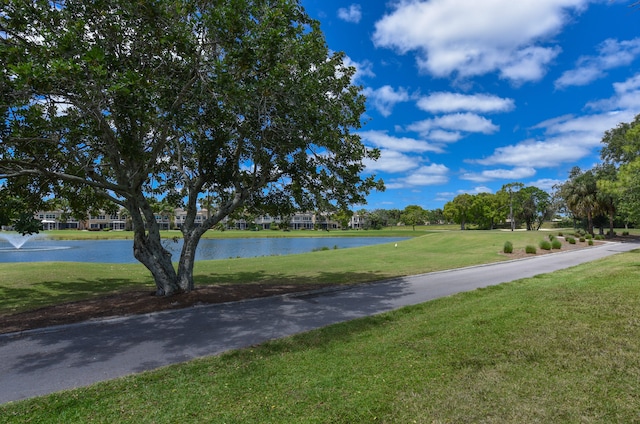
2, 242, 640, 422
3, 229, 562, 314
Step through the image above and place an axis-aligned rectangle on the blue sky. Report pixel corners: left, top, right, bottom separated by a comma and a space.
300, 0, 640, 211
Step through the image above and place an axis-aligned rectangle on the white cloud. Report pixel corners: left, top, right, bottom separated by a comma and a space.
343, 55, 375, 83
338, 4, 362, 23
417, 92, 515, 114
613, 73, 640, 93
541, 111, 635, 142
461, 167, 537, 182
408, 113, 499, 136
405, 165, 450, 186
587, 73, 640, 111
555, 38, 640, 89
359, 130, 443, 153
473, 74, 640, 170
555, 67, 604, 88
438, 187, 493, 198
500, 46, 562, 84
428, 130, 463, 143
435, 192, 457, 202
470, 186, 493, 194
362, 85, 410, 117
529, 178, 564, 191
388, 163, 450, 188
363, 150, 421, 173
611, 90, 640, 111
372, 0, 587, 82
476, 137, 592, 168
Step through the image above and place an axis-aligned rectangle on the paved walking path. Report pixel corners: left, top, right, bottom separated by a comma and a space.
1, 240, 638, 404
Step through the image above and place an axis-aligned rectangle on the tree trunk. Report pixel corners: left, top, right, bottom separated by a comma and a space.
587, 210, 594, 235
133, 232, 180, 296
176, 230, 204, 292
128, 197, 180, 296
609, 210, 615, 236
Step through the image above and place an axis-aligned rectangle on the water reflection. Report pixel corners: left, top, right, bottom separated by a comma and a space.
0, 237, 408, 263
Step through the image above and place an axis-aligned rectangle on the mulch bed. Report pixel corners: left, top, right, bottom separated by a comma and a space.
0, 283, 335, 335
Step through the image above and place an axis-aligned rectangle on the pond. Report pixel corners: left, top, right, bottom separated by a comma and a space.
0, 237, 408, 263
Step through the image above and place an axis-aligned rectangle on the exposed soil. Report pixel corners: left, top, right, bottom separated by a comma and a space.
1, 235, 634, 335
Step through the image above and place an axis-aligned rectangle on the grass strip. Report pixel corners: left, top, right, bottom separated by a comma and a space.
2, 230, 556, 315
3, 250, 640, 422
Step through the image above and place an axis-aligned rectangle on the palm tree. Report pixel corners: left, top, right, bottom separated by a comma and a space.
563, 168, 599, 235
595, 164, 618, 236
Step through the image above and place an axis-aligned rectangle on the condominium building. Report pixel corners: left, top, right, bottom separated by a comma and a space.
30, 209, 344, 231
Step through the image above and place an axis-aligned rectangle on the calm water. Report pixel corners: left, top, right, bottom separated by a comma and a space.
0, 237, 408, 263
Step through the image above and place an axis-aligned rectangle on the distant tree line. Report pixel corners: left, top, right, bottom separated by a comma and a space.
352, 183, 555, 232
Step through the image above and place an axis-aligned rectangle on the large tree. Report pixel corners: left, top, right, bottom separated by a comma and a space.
469, 192, 507, 230
0, 0, 382, 296
594, 163, 619, 236
400, 205, 427, 231
515, 186, 553, 231
558, 167, 599, 235
443, 194, 473, 230
600, 114, 640, 165
599, 114, 640, 228
498, 182, 524, 231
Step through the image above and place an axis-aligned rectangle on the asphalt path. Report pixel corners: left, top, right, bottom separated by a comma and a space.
1, 240, 638, 404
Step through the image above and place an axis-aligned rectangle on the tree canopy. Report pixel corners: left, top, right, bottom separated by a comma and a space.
443, 194, 473, 230
515, 186, 552, 231
598, 113, 640, 230
400, 205, 427, 230
0, 0, 382, 295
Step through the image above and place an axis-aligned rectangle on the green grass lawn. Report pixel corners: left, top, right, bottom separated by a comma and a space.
1, 230, 564, 315
3, 248, 640, 422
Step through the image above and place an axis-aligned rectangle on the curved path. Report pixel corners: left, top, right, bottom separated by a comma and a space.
1, 240, 638, 404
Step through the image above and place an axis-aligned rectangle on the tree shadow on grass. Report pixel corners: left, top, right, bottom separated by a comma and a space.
0, 278, 151, 315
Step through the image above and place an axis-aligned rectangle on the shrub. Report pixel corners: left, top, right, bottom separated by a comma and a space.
623, 231, 630, 236
539, 240, 552, 250
566, 237, 576, 244
585, 234, 593, 240
503, 241, 513, 254
588, 239, 594, 246
525, 245, 537, 254
558, 231, 564, 237
548, 234, 556, 241
551, 239, 562, 249
595, 235, 605, 240
579, 237, 585, 242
